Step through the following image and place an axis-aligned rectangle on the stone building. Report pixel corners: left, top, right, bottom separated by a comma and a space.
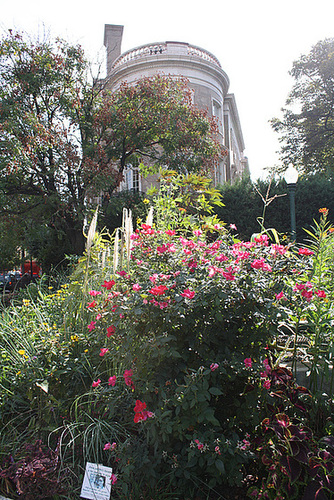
103, 24, 248, 191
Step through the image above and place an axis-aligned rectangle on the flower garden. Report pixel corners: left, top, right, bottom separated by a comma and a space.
1, 175, 334, 499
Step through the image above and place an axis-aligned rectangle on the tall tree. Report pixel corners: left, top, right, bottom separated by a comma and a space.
0, 31, 224, 268
272, 38, 334, 175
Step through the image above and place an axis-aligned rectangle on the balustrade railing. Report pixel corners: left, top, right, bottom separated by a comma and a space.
112, 42, 221, 70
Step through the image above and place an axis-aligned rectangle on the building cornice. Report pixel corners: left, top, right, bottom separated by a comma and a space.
109, 41, 230, 96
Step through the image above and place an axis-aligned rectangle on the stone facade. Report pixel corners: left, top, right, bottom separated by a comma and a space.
104, 24, 248, 190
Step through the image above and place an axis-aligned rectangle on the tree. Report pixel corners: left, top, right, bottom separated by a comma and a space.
272, 38, 334, 175
95, 74, 224, 183
0, 31, 224, 269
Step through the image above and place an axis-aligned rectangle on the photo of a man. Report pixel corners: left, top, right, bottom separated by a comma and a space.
89, 473, 106, 490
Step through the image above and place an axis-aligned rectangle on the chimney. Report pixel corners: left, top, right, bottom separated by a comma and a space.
104, 24, 124, 76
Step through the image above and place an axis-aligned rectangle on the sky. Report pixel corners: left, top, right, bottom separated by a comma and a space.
1, 0, 334, 180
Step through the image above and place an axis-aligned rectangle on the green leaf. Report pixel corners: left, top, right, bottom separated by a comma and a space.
209, 387, 223, 395
215, 459, 225, 474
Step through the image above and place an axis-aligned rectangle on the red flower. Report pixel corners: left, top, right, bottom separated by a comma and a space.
107, 325, 116, 337
87, 300, 97, 308
99, 348, 109, 357
298, 248, 314, 256
244, 358, 252, 368
87, 321, 97, 332
180, 288, 195, 299
102, 279, 115, 289
134, 400, 147, 413
149, 285, 168, 296
123, 369, 134, 388
133, 400, 154, 423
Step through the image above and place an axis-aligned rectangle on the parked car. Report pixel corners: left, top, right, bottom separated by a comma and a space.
0, 273, 14, 292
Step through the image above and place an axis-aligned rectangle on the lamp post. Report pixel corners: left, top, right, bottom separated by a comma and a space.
284, 165, 299, 242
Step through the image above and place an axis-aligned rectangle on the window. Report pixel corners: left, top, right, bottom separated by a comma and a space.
121, 165, 141, 191
212, 100, 222, 133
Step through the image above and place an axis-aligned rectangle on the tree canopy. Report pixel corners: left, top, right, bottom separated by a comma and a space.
271, 38, 334, 175
0, 30, 223, 268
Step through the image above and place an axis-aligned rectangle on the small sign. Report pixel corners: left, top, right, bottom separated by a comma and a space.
80, 462, 113, 500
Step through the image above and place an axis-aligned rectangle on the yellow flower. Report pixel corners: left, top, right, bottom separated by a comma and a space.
143, 198, 150, 204
18, 349, 25, 356
84, 349, 88, 353
16, 371, 21, 375
71, 335, 79, 342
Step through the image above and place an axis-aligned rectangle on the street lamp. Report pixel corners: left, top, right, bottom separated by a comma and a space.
284, 165, 299, 242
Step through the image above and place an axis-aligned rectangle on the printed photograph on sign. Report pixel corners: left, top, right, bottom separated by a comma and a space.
80, 462, 113, 500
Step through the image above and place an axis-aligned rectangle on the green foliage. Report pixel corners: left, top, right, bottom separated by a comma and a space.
0, 31, 224, 271
216, 173, 334, 242
99, 190, 147, 235
2, 178, 334, 498
98, 74, 225, 175
271, 38, 334, 175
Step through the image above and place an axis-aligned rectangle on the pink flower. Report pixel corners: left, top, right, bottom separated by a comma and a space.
301, 289, 313, 302
275, 291, 286, 301
102, 279, 115, 289
117, 270, 127, 277
215, 446, 221, 455
89, 290, 102, 296
241, 439, 251, 450
229, 223, 237, 230
99, 348, 109, 357
165, 229, 176, 236
107, 325, 115, 337
140, 224, 155, 235
193, 229, 202, 236
263, 380, 271, 390
108, 375, 117, 386
210, 363, 219, 372
132, 283, 141, 291
222, 267, 236, 281
270, 244, 287, 256
110, 473, 117, 485
149, 285, 168, 296
96, 313, 102, 320
88, 321, 97, 332
298, 248, 314, 256
133, 399, 154, 423
263, 358, 271, 373
124, 369, 134, 388
92, 379, 101, 388
167, 243, 177, 252
254, 234, 269, 246
244, 358, 252, 368
87, 300, 97, 308
157, 244, 169, 253
104, 441, 117, 451
251, 258, 272, 272
316, 290, 326, 298
180, 288, 195, 299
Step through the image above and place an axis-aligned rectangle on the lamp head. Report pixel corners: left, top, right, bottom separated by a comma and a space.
284, 164, 299, 184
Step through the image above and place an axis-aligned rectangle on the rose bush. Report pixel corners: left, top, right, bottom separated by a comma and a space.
80, 215, 314, 495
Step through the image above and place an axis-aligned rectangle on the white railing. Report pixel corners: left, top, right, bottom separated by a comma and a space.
112, 42, 221, 70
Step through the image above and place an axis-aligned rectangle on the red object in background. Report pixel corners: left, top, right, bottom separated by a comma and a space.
22, 260, 41, 277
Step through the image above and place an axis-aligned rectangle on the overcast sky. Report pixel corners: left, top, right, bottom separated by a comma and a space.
2, 0, 334, 179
